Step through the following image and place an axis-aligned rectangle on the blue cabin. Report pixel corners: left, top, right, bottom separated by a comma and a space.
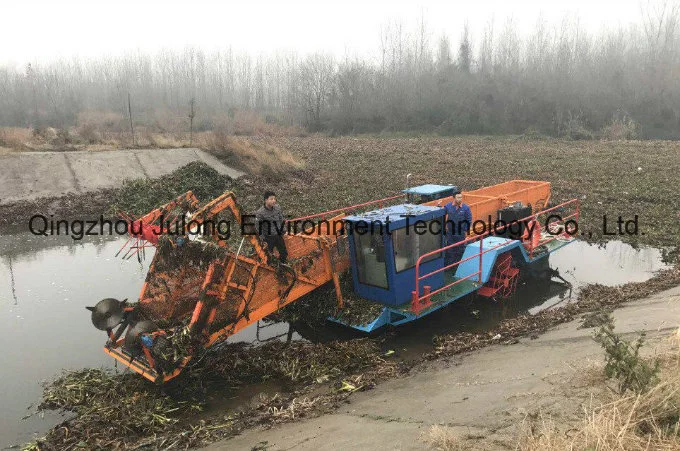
344, 204, 446, 306
403, 184, 458, 204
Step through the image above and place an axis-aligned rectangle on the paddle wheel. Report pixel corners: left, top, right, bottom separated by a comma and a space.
476, 253, 519, 299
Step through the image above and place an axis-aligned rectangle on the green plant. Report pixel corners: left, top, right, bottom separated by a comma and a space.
594, 322, 659, 394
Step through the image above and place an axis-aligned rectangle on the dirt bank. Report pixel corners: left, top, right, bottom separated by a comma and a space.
206, 285, 680, 451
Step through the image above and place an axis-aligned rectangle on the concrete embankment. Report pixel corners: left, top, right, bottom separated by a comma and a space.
0, 148, 244, 205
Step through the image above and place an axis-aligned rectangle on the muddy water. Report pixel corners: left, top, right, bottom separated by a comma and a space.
529, 240, 671, 313
0, 234, 670, 448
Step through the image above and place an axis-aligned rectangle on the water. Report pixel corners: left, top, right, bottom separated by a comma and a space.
0, 233, 671, 448
0, 234, 146, 447
0, 234, 296, 448
529, 240, 670, 313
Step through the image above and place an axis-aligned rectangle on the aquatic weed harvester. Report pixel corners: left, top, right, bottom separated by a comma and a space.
88, 180, 579, 383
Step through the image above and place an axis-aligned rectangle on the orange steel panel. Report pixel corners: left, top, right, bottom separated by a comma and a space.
108, 190, 348, 380
423, 180, 551, 228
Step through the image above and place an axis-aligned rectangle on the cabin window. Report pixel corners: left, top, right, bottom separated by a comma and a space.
392, 219, 442, 272
353, 231, 388, 289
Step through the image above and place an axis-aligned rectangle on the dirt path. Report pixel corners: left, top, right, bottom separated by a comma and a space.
204, 285, 680, 450
0, 148, 244, 205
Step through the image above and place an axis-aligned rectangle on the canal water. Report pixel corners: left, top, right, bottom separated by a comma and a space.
0, 233, 671, 448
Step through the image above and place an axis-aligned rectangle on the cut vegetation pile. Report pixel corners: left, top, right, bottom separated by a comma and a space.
273, 272, 385, 327
0, 160, 287, 233
29, 339, 401, 450
111, 161, 236, 216
0, 161, 238, 233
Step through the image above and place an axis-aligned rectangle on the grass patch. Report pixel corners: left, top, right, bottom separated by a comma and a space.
420, 425, 465, 450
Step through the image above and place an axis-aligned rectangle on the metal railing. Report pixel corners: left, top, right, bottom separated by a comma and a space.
530, 200, 581, 259
411, 198, 580, 314
287, 193, 407, 223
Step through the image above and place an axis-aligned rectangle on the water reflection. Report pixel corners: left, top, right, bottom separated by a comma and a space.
0, 234, 147, 446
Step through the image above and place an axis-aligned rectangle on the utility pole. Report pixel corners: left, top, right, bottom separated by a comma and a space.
128, 92, 135, 147
27, 63, 39, 128
8, 255, 17, 305
189, 98, 196, 146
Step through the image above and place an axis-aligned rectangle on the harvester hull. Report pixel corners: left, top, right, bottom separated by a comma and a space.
329, 234, 577, 333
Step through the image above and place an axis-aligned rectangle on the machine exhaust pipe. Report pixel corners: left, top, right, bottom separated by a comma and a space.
405, 173, 412, 202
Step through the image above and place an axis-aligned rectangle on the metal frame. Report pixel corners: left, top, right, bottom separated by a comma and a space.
96, 181, 578, 382
411, 198, 580, 314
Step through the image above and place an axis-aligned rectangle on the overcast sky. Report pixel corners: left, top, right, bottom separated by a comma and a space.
1, 0, 648, 66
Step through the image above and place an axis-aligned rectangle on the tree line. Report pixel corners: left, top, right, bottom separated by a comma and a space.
1, 5, 679, 139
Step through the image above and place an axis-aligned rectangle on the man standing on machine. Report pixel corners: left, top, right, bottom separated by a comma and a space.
444, 190, 472, 266
256, 190, 288, 264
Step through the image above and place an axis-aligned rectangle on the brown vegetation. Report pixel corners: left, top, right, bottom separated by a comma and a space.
517, 345, 680, 450
0, 127, 32, 150
198, 133, 304, 176
421, 425, 466, 451
0, 109, 304, 152
27, 339, 403, 450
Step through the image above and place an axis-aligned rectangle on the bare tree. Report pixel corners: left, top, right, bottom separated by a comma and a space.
0, 8, 679, 138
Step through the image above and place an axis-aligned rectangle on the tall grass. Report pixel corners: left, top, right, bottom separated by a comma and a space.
199, 132, 304, 177
0, 127, 31, 149
518, 329, 680, 450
